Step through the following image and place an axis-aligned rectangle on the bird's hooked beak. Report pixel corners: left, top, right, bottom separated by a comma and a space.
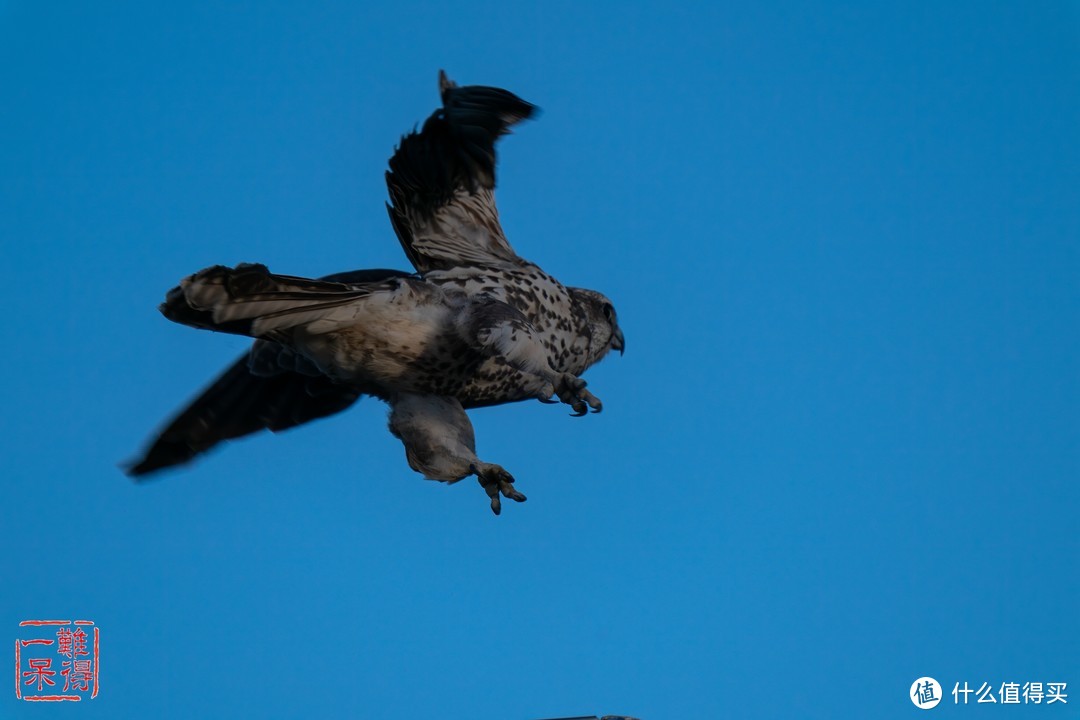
611, 326, 626, 355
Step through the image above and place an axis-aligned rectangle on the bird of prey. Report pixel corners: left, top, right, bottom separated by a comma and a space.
128, 71, 624, 514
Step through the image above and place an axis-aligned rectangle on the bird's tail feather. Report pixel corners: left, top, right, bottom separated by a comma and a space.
161, 263, 383, 337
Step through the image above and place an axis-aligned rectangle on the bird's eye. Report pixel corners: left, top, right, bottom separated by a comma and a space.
602, 303, 614, 322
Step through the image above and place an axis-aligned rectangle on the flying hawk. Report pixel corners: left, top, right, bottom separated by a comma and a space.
128, 71, 624, 514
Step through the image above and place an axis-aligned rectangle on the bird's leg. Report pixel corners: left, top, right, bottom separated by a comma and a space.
388, 393, 527, 515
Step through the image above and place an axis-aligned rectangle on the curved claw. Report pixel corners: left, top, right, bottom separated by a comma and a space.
552, 373, 604, 416
576, 388, 603, 415
479, 478, 504, 515
475, 464, 526, 515
502, 485, 527, 502
537, 396, 559, 404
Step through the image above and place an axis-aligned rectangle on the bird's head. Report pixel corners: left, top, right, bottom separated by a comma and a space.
569, 287, 625, 364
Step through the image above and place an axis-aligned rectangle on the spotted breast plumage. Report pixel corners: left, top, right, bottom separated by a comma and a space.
127, 71, 625, 514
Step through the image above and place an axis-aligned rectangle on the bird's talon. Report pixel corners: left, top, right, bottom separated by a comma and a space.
552, 373, 603, 416
475, 463, 523, 514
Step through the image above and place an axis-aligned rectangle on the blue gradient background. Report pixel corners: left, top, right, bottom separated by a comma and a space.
2, 2, 1078, 718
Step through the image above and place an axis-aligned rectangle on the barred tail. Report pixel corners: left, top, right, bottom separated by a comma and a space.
160, 263, 382, 338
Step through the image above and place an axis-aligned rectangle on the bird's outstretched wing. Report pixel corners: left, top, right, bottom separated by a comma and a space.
385, 70, 537, 273
126, 266, 415, 477
126, 352, 363, 476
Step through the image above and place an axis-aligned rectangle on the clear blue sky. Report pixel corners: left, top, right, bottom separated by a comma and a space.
2, 2, 1078, 718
